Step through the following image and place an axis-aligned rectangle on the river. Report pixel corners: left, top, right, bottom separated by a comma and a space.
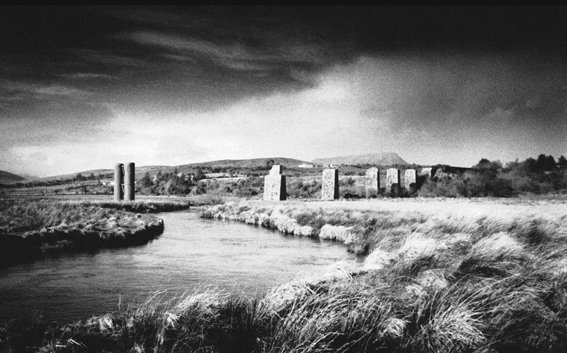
0, 210, 357, 323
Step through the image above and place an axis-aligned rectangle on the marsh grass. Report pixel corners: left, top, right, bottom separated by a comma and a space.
0, 199, 116, 233
0, 198, 186, 235
0, 199, 166, 266
3, 198, 567, 352
3, 260, 567, 352
72, 199, 191, 213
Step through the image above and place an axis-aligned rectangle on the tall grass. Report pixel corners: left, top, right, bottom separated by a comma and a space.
3, 197, 567, 352
0, 199, 165, 266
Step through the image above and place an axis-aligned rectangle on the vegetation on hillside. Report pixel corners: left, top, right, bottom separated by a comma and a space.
420, 154, 567, 197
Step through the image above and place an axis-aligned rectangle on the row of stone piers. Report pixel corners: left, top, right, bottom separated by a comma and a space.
263, 165, 417, 201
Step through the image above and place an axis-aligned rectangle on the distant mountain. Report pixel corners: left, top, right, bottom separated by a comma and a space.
312, 152, 408, 166
0, 170, 26, 183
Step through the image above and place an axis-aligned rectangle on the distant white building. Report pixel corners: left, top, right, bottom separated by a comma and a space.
205, 172, 230, 179
298, 163, 314, 168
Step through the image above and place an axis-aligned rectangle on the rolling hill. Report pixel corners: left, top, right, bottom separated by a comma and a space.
312, 152, 408, 166
0, 170, 26, 183
36, 158, 313, 181
39, 166, 173, 182
176, 157, 312, 169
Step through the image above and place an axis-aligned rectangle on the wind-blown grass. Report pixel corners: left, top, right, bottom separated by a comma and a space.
2, 197, 567, 352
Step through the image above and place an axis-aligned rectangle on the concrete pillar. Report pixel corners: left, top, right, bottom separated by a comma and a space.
269, 165, 282, 175
321, 168, 339, 200
263, 165, 286, 201
404, 169, 417, 193
124, 162, 135, 201
419, 167, 436, 179
365, 167, 380, 198
386, 168, 400, 196
113, 163, 124, 202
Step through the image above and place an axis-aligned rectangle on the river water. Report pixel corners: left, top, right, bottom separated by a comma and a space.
0, 210, 357, 323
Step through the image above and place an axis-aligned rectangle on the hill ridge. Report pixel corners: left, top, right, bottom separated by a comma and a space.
312, 152, 408, 166
0, 170, 26, 183
37, 157, 313, 180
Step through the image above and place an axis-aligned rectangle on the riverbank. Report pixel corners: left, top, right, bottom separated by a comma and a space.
201, 197, 567, 255
2, 197, 566, 352
0, 199, 166, 266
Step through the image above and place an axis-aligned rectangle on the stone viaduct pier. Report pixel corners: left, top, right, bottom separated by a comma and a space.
263, 165, 422, 201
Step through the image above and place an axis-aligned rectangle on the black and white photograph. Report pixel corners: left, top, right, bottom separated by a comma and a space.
0, 5, 566, 352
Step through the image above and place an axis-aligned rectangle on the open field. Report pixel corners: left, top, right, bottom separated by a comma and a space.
2, 197, 566, 352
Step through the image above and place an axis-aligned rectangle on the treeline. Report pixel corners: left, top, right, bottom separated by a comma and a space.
137, 169, 197, 196
419, 154, 567, 197
136, 168, 265, 197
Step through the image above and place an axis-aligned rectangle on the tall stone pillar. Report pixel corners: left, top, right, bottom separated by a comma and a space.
113, 163, 124, 202
404, 169, 417, 193
263, 165, 287, 201
321, 168, 339, 200
386, 168, 400, 196
365, 167, 380, 198
125, 162, 135, 201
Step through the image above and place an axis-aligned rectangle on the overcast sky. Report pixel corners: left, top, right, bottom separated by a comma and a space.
1, 6, 566, 177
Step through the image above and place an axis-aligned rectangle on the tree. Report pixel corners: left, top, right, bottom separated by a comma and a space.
558, 155, 567, 169
168, 174, 192, 195
536, 154, 556, 171
266, 159, 275, 169
140, 172, 152, 187
195, 167, 206, 181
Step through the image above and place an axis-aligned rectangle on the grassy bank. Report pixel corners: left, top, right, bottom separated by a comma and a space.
2, 198, 566, 352
78, 200, 190, 213
201, 198, 567, 255
0, 199, 165, 266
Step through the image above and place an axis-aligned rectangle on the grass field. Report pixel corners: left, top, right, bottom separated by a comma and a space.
1, 197, 566, 352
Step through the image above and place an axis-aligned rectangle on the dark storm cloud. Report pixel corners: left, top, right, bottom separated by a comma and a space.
3, 6, 567, 114
1, 6, 567, 175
